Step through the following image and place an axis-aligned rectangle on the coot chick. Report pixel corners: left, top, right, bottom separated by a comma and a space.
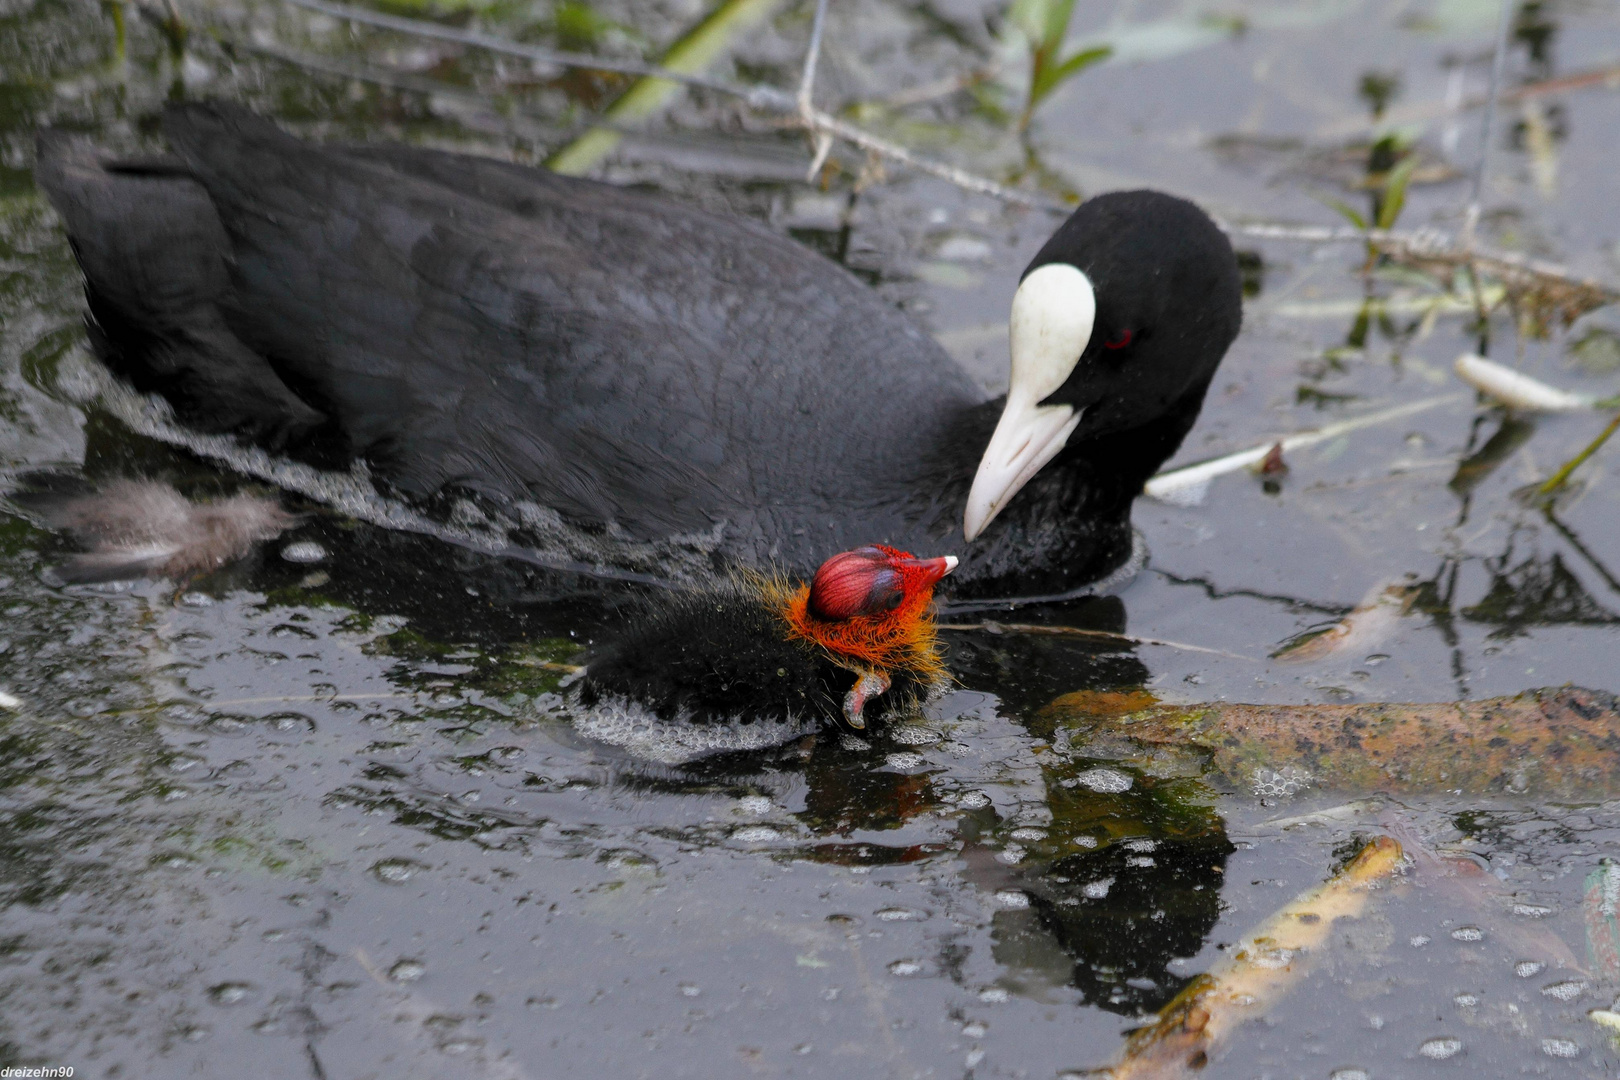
572, 545, 956, 761
36, 103, 1243, 599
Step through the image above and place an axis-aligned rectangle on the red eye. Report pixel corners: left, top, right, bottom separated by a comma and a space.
1103, 329, 1134, 350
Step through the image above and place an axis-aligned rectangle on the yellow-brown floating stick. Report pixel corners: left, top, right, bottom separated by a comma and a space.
1106, 836, 1404, 1078
1049, 687, 1620, 796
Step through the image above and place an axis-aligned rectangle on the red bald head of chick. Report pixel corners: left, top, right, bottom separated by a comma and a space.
772, 545, 957, 728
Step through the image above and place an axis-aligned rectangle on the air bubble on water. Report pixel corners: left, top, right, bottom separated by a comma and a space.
996, 844, 1026, 865
372, 857, 425, 884
735, 795, 772, 815
875, 907, 926, 922
965, 1048, 986, 1068
1450, 926, 1483, 942
280, 540, 327, 564
569, 695, 818, 764
1250, 947, 1297, 970
888, 959, 922, 976
1329, 1070, 1370, 1080
1512, 902, 1554, 918
678, 983, 700, 997
1066, 768, 1132, 794
1410, 935, 1431, 947
181, 592, 214, 607
1515, 960, 1547, 978
793, 1043, 812, 1055
389, 960, 426, 983
1418, 1036, 1462, 1060
732, 825, 782, 843
1542, 980, 1587, 1002
1010, 827, 1047, 842
888, 725, 940, 745
957, 791, 991, 810
1074, 835, 1099, 848
208, 982, 253, 1005
1540, 1038, 1581, 1059
1251, 765, 1313, 799
1083, 877, 1114, 900
1123, 838, 1158, 853
994, 890, 1030, 909
1454, 992, 1479, 1007
978, 987, 1010, 1003
962, 1021, 986, 1038
885, 752, 925, 770
840, 734, 871, 751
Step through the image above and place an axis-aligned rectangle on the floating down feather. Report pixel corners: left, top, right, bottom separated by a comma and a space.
20, 479, 298, 583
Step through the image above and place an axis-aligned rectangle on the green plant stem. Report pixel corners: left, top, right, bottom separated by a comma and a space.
546, 0, 782, 175
1539, 410, 1620, 495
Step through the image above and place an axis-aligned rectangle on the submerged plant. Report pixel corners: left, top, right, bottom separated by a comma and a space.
1007, 0, 1111, 132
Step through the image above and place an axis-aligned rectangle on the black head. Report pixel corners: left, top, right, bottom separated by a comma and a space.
963, 190, 1242, 541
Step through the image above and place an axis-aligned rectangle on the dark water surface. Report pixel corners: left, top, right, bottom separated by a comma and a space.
4, 0, 1620, 1076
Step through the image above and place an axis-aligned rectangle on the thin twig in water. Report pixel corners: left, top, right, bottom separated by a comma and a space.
1463, 0, 1515, 245
797, 0, 833, 180
1315, 61, 1620, 140
936, 622, 1251, 660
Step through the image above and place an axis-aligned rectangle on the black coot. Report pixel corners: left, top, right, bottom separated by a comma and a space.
35, 103, 1242, 599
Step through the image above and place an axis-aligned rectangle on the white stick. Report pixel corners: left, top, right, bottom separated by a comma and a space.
1144, 394, 1467, 506
1453, 353, 1597, 412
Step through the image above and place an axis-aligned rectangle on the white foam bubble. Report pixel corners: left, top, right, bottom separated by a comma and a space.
92, 364, 726, 584
567, 693, 817, 765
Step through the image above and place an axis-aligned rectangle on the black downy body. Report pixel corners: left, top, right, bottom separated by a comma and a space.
35, 103, 1242, 600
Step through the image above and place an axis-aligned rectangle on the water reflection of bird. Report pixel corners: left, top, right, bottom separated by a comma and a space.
36, 102, 1243, 601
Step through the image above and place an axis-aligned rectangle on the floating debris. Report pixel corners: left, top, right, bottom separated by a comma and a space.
1050, 686, 1620, 795
1585, 861, 1620, 982
1144, 395, 1464, 506
1454, 353, 1599, 412
1272, 582, 1416, 664
1107, 837, 1403, 1078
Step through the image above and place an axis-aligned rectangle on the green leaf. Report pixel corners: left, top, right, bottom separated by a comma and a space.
1041, 0, 1075, 47
1376, 154, 1419, 231
1031, 43, 1111, 106
1319, 196, 1367, 231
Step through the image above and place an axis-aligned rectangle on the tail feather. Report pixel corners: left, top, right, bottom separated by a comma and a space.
34, 128, 327, 450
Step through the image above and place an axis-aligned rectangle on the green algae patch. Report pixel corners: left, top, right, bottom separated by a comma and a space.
1048, 687, 1620, 796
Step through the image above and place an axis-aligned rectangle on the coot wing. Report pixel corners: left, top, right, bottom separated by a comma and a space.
160, 104, 984, 543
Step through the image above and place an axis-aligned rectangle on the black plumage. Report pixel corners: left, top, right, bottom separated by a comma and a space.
35, 103, 1242, 599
